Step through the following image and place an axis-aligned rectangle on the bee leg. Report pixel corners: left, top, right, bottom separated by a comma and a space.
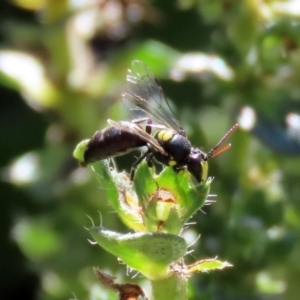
145, 118, 152, 135
146, 153, 154, 167
173, 166, 186, 173
132, 117, 152, 134
130, 149, 152, 180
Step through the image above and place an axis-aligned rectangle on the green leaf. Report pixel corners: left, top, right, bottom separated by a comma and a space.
89, 227, 187, 279
92, 161, 145, 231
92, 161, 120, 210
187, 258, 233, 273
134, 160, 158, 208
156, 167, 211, 224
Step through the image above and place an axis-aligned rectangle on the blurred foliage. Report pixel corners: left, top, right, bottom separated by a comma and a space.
1, 0, 300, 299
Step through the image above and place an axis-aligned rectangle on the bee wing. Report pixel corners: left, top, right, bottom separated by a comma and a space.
107, 119, 166, 155
123, 60, 184, 135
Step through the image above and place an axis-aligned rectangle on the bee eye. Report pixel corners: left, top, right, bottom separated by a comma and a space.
187, 151, 203, 182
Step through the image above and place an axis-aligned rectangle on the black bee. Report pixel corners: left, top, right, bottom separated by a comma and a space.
82, 60, 238, 182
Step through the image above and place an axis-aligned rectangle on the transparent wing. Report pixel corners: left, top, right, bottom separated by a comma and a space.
123, 60, 184, 135
107, 119, 166, 155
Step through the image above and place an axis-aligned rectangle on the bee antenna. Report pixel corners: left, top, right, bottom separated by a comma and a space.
206, 124, 239, 159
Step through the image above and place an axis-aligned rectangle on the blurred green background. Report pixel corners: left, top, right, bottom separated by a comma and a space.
1, 0, 300, 299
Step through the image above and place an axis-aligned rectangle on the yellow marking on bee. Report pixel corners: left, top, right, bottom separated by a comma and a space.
169, 160, 177, 167
201, 161, 208, 182
157, 130, 173, 142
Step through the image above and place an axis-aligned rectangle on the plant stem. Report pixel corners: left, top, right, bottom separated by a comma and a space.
151, 270, 188, 300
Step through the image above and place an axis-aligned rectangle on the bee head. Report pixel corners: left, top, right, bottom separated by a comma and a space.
187, 124, 239, 182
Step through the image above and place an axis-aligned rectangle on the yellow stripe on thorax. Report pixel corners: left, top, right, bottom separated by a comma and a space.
157, 130, 174, 142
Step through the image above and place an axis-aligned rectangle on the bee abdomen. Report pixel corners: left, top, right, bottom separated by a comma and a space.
83, 127, 147, 165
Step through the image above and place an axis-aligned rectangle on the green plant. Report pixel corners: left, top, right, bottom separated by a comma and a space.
73, 145, 232, 300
